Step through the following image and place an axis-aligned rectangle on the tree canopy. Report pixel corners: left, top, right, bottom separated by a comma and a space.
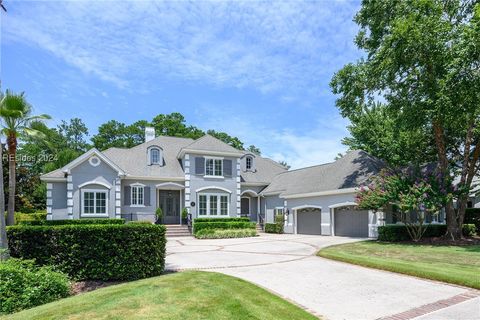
331, 0, 480, 238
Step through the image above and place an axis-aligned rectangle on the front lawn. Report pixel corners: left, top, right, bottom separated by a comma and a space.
4, 271, 317, 320
318, 241, 480, 289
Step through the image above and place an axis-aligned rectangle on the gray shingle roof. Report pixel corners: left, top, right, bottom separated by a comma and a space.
102, 136, 193, 178
240, 154, 287, 185
179, 134, 244, 156
41, 167, 65, 179
261, 150, 384, 197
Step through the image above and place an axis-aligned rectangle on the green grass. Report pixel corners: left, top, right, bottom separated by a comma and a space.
318, 241, 480, 289
3, 271, 317, 320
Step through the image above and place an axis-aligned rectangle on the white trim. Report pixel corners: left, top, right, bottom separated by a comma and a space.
197, 192, 230, 217
78, 180, 112, 189
283, 187, 358, 199
328, 202, 358, 209
195, 186, 232, 194
155, 182, 185, 189
204, 175, 225, 179
241, 189, 259, 197
124, 176, 185, 181
61, 148, 125, 175
131, 184, 145, 206
129, 182, 146, 187
88, 156, 101, 167
292, 205, 323, 210
41, 177, 67, 182
241, 182, 268, 187
147, 146, 163, 165
81, 188, 109, 216
204, 157, 223, 177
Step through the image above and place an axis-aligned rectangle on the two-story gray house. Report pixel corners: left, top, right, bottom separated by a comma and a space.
43, 127, 454, 238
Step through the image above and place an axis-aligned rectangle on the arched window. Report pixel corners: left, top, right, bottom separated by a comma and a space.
150, 148, 161, 165
246, 156, 253, 170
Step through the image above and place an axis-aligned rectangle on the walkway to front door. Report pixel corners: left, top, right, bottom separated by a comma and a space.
158, 190, 180, 224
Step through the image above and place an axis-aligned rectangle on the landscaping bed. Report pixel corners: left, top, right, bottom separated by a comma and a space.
195, 228, 257, 239
4, 271, 317, 320
318, 241, 480, 289
193, 217, 257, 239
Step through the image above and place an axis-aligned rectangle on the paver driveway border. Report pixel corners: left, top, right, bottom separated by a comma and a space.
165, 234, 479, 320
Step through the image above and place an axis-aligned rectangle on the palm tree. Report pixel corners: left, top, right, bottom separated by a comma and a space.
0, 90, 51, 225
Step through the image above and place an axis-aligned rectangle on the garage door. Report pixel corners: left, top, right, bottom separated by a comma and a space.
297, 208, 321, 235
334, 209, 369, 237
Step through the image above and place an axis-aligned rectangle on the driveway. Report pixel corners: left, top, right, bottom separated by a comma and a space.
166, 234, 479, 320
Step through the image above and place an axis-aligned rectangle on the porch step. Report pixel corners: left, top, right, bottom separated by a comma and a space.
256, 224, 264, 233
165, 224, 192, 237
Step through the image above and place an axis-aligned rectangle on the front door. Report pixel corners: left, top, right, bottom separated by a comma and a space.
241, 197, 250, 217
158, 190, 180, 224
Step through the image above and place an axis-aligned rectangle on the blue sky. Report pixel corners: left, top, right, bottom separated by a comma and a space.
1, 0, 361, 169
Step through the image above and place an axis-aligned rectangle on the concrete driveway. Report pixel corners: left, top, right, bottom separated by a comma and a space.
166, 234, 479, 320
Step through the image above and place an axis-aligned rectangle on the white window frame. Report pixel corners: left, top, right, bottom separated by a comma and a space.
81, 189, 108, 217
150, 148, 161, 165
246, 156, 253, 170
274, 207, 284, 216
197, 192, 229, 217
204, 157, 223, 178
147, 147, 162, 166
131, 183, 145, 207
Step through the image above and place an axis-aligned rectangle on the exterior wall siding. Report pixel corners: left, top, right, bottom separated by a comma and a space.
49, 182, 68, 220
70, 160, 118, 219
188, 154, 239, 219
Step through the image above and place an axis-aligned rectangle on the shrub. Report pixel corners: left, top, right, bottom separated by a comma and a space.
462, 224, 477, 237
193, 217, 250, 223
195, 228, 257, 239
265, 223, 283, 234
14, 212, 47, 225
7, 224, 166, 281
378, 224, 476, 242
18, 218, 125, 226
193, 221, 255, 234
0, 259, 70, 314
465, 208, 480, 233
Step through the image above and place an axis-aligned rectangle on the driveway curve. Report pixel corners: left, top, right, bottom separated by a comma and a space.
166, 234, 479, 320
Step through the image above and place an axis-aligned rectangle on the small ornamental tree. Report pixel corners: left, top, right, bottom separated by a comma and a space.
357, 167, 461, 241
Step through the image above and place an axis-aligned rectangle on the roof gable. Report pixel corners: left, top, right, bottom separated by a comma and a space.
178, 134, 244, 158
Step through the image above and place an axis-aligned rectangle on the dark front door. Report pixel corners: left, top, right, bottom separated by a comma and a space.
241, 198, 250, 217
158, 190, 180, 224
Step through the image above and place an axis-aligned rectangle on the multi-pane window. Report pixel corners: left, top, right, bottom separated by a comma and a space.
198, 193, 229, 216
220, 196, 228, 215
246, 157, 252, 170
150, 148, 160, 165
131, 185, 144, 206
210, 195, 218, 215
82, 190, 107, 215
205, 158, 223, 176
199, 195, 207, 215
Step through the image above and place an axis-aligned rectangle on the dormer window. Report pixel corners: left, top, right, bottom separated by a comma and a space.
148, 147, 162, 165
246, 156, 253, 170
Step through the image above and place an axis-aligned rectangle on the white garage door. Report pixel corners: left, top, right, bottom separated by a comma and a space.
297, 208, 321, 235
334, 209, 369, 237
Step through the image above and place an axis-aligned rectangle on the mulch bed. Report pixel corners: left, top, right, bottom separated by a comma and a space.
401, 236, 480, 246
72, 280, 124, 295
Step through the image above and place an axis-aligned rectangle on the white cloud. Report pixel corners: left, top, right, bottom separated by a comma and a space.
195, 106, 350, 169
3, 1, 360, 95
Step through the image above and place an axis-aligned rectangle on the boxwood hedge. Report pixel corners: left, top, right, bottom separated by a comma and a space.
193, 217, 250, 223
193, 221, 255, 234
7, 224, 166, 281
18, 218, 125, 226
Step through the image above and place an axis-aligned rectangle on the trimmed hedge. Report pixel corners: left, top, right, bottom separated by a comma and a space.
465, 208, 480, 233
7, 224, 166, 281
195, 228, 257, 239
193, 217, 250, 223
265, 223, 283, 234
463, 224, 477, 237
193, 221, 255, 234
18, 218, 126, 226
378, 224, 477, 242
0, 259, 70, 314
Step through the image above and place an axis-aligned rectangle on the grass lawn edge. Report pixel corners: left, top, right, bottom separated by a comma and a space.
317, 241, 480, 290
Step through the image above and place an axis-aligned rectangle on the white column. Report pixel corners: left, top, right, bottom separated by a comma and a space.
115, 178, 122, 218
46, 183, 53, 220
184, 154, 191, 209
